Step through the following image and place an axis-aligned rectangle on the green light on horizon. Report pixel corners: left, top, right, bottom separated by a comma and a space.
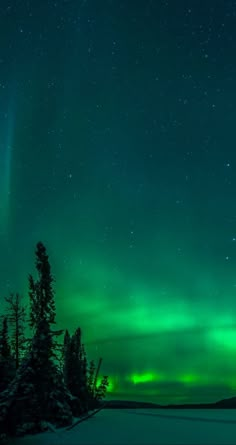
128, 372, 162, 385
209, 329, 236, 350
178, 374, 201, 385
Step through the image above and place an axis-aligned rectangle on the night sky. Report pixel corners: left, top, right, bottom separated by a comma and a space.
1, 0, 236, 405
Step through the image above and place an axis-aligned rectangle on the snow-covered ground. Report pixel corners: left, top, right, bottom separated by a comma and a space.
9, 408, 236, 445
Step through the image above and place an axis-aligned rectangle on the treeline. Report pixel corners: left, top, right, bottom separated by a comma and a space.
0, 242, 109, 439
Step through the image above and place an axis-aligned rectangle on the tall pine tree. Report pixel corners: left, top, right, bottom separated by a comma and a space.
87, 359, 96, 393
94, 375, 109, 402
5, 293, 26, 370
63, 329, 71, 385
0, 242, 74, 434
63, 327, 89, 410
0, 317, 14, 392
0, 318, 11, 359
29, 241, 56, 330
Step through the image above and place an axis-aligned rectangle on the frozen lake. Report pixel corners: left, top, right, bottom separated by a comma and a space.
9, 408, 236, 444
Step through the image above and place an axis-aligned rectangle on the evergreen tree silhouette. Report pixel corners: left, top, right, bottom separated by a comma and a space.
5, 293, 26, 369
87, 359, 96, 393
0, 242, 74, 435
94, 375, 109, 402
0, 317, 14, 392
63, 327, 89, 411
63, 329, 71, 386
29, 241, 56, 329
0, 318, 11, 359
0, 242, 109, 438
63, 328, 109, 410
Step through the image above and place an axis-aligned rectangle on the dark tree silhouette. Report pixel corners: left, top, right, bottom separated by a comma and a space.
0, 317, 14, 392
29, 241, 56, 329
94, 375, 109, 402
63, 328, 109, 410
87, 359, 96, 393
0, 317, 11, 359
0, 242, 109, 439
63, 327, 91, 410
0, 243, 74, 437
63, 329, 71, 385
5, 293, 26, 369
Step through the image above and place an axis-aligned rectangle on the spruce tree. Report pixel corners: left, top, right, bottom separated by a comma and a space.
63, 327, 89, 411
87, 359, 96, 393
0, 242, 74, 433
80, 343, 88, 391
94, 375, 109, 402
89, 358, 109, 408
63, 327, 109, 410
0, 243, 87, 437
67, 328, 82, 396
5, 293, 26, 369
63, 329, 71, 385
0, 317, 14, 392
29, 241, 56, 330
0, 318, 11, 359
28, 241, 60, 364
87, 359, 96, 407
26, 242, 72, 422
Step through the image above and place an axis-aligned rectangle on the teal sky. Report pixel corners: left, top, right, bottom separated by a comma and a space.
1, 0, 236, 404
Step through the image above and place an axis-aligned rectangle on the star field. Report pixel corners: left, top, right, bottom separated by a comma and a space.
1, 0, 236, 404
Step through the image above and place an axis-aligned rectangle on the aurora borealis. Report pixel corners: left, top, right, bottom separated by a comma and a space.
1, 0, 236, 405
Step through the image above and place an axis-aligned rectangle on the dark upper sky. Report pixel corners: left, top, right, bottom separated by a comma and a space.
1, 0, 236, 404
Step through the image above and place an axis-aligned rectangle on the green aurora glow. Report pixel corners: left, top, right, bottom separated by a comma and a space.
1, 0, 236, 404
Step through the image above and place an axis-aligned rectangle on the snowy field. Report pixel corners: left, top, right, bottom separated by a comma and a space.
9, 408, 236, 445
